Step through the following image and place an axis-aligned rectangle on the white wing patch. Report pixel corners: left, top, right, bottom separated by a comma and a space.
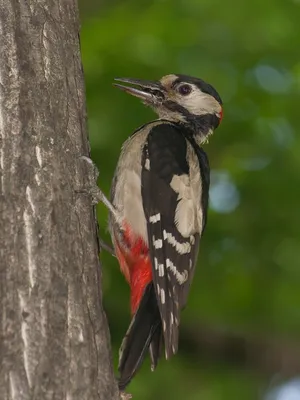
170, 174, 190, 198
169, 141, 203, 237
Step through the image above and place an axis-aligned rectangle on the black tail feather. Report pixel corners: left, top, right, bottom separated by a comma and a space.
118, 283, 161, 390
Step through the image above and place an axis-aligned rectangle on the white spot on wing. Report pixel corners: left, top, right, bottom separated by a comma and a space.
145, 158, 150, 170
163, 230, 191, 254
158, 263, 164, 277
166, 258, 188, 284
149, 213, 161, 223
153, 237, 163, 249
160, 289, 165, 304
170, 312, 174, 325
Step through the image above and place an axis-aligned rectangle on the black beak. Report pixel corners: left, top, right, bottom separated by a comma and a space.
113, 77, 165, 104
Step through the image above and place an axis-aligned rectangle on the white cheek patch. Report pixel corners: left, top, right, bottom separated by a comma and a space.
180, 86, 221, 116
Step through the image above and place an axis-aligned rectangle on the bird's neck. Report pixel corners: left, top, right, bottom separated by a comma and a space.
156, 114, 216, 146
182, 113, 217, 145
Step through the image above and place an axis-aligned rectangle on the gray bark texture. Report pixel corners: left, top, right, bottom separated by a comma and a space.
0, 1, 119, 399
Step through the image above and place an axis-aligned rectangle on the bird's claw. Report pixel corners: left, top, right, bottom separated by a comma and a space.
74, 185, 102, 206
77, 155, 102, 204
88, 185, 105, 206
77, 154, 124, 227
79, 155, 99, 181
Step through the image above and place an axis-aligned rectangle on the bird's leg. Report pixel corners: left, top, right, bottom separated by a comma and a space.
77, 156, 123, 255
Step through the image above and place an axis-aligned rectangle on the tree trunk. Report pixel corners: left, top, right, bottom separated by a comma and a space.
0, 1, 119, 399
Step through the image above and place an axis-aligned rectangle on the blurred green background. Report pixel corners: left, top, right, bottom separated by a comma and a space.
79, 0, 300, 398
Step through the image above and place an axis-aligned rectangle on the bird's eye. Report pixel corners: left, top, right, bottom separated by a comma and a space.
178, 84, 192, 96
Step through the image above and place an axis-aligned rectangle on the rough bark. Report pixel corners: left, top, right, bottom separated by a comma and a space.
0, 1, 119, 399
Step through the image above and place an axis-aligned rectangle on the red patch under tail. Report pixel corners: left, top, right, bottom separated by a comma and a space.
114, 223, 152, 314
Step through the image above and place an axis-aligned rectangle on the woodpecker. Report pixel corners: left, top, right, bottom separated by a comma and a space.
107, 74, 222, 390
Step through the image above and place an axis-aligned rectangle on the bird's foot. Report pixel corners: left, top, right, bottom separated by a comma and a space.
79, 155, 99, 181
77, 155, 119, 217
76, 156, 121, 256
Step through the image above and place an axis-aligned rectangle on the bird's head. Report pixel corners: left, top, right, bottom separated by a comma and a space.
114, 74, 223, 142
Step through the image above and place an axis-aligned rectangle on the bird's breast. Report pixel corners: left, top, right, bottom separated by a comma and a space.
110, 121, 164, 244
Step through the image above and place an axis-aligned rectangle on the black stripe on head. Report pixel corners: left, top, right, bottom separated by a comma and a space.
163, 100, 191, 121
172, 75, 222, 105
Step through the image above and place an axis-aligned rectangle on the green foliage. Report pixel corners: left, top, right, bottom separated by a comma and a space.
80, 0, 300, 398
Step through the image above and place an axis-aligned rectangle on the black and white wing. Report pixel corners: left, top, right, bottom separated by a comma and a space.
141, 123, 210, 359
